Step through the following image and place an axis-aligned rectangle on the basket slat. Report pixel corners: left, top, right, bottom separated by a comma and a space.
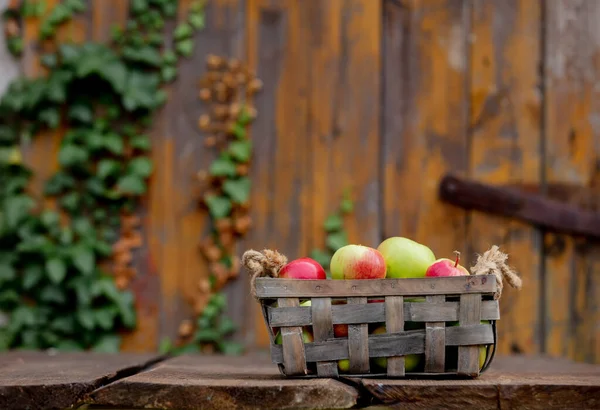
255, 275, 496, 298
347, 297, 370, 373
425, 295, 446, 372
268, 300, 500, 327
277, 298, 307, 376
457, 294, 482, 376
311, 297, 339, 377
384, 296, 405, 376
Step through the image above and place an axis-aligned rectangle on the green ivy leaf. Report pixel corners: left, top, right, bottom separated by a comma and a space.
23, 265, 43, 290
223, 177, 251, 204
68, 104, 93, 123
326, 231, 348, 252
51, 316, 75, 333
71, 244, 95, 275
11, 305, 36, 329
77, 308, 95, 330
46, 3, 72, 26
189, 12, 205, 29
123, 46, 162, 67
218, 341, 244, 356
128, 157, 153, 178
58, 144, 88, 167
148, 32, 164, 46
44, 172, 75, 195
218, 317, 237, 336
310, 249, 331, 268
0, 289, 20, 305
122, 72, 161, 111
204, 195, 232, 219
211, 293, 227, 308
59, 227, 73, 245
323, 214, 343, 232
174, 22, 193, 40
162, 50, 177, 65
64, 0, 86, 12
59, 192, 80, 212
94, 240, 113, 257
116, 175, 147, 195
130, 135, 151, 151
40, 286, 66, 304
0, 264, 16, 282
209, 156, 236, 177
228, 140, 252, 162
71, 277, 92, 306
97, 159, 121, 179
131, 0, 149, 14
340, 190, 353, 213
162, 65, 177, 83
55, 340, 84, 351
162, 1, 177, 17
41, 53, 58, 68
46, 258, 67, 284
5, 195, 35, 229
39, 107, 61, 129
194, 329, 220, 343
231, 123, 246, 139
102, 61, 128, 93
175, 38, 194, 57
94, 307, 116, 330
40, 210, 60, 228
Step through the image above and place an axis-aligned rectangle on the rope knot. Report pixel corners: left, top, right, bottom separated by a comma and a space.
242, 249, 288, 297
470, 245, 522, 299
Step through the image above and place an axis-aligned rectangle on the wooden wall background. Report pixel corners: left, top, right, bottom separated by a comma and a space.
6, 0, 600, 363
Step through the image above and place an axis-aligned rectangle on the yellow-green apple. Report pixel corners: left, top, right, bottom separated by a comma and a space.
377, 237, 435, 278
371, 326, 422, 371
331, 245, 386, 279
279, 257, 326, 279
425, 251, 469, 277
338, 359, 350, 372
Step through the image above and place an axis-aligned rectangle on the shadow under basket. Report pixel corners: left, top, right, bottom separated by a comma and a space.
254, 274, 498, 378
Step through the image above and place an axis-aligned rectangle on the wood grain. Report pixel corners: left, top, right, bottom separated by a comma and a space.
347, 297, 369, 373
245, 0, 312, 348
277, 298, 307, 376
544, 0, 600, 364
385, 296, 405, 376
425, 296, 445, 372
310, 298, 338, 377
308, 0, 381, 253
268, 299, 499, 327
458, 294, 482, 375
382, 0, 469, 259
255, 275, 497, 298
467, 0, 542, 360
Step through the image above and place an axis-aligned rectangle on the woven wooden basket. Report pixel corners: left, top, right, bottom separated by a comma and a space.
254, 275, 498, 378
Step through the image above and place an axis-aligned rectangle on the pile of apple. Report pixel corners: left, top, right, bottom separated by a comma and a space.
273, 236, 488, 374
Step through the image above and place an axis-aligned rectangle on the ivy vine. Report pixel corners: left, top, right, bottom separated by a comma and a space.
160, 55, 261, 355
0, 0, 205, 352
310, 190, 354, 276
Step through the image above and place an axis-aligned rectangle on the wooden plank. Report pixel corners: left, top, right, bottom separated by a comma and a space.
308, 0, 381, 253
245, 0, 311, 349
467, 3, 542, 362
385, 296, 405, 376
277, 298, 307, 376
347, 297, 369, 373
441, 174, 600, 238
89, 355, 359, 409
269, 300, 499, 327
0, 352, 163, 410
271, 331, 427, 364
458, 294, 482, 375
310, 297, 339, 377
544, 0, 600, 364
91, 0, 129, 42
445, 323, 494, 346
425, 295, 445, 372
255, 275, 497, 298
382, 0, 469, 260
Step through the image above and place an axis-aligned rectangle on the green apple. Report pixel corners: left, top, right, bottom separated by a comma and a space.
371, 326, 422, 372
377, 237, 436, 278
338, 359, 350, 372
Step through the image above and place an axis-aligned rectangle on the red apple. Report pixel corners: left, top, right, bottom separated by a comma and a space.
279, 257, 326, 280
330, 245, 386, 279
425, 251, 469, 277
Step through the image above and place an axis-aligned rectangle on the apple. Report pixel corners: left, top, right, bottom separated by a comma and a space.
371, 326, 422, 371
275, 328, 313, 344
425, 251, 469, 277
279, 257, 327, 280
330, 245, 387, 279
377, 237, 436, 278
338, 359, 350, 372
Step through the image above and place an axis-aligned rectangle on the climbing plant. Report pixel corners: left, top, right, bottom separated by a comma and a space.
0, 0, 206, 352
310, 190, 354, 276
161, 55, 261, 355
